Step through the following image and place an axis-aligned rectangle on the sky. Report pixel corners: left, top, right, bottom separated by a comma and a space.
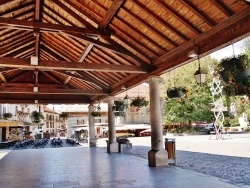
210, 36, 249, 60
48, 36, 250, 112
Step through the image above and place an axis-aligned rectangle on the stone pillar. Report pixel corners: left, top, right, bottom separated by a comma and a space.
88, 104, 96, 147
107, 96, 119, 153
147, 76, 168, 167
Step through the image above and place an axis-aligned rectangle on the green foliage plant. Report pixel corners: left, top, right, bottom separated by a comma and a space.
30, 111, 44, 124
112, 100, 126, 117
130, 96, 149, 109
3, 112, 12, 120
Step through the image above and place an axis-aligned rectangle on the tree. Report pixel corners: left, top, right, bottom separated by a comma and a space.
161, 56, 216, 125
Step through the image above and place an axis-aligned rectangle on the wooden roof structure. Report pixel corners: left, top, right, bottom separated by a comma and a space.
0, 0, 249, 104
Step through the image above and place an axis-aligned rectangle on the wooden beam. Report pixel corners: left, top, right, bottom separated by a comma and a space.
99, 0, 124, 29
0, 57, 149, 73
0, 83, 69, 88
0, 17, 112, 37
0, 72, 7, 83
0, 87, 108, 95
154, 6, 250, 65
0, 99, 90, 104
78, 43, 94, 62
64, 76, 72, 85
209, 0, 233, 17
54, 70, 109, 91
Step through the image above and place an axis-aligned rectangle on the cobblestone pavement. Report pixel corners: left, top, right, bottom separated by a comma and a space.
98, 134, 250, 187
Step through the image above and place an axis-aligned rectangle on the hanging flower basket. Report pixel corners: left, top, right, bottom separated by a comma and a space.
59, 112, 68, 120
3, 112, 12, 120
30, 111, 44, 125
130, 96, 149, 111
112, 101, 126, 117
167, 87, 187, 99
91, 111, 101, 117
91, 104, 101, 117
219, 54, 250, 85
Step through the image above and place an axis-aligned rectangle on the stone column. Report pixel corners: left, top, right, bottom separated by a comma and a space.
107, 96, 119, 153
88, 104, 96, 147
147, 76, 168, 167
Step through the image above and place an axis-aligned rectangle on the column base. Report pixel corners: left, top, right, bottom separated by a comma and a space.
148, 149, 168, 167
107, 142, 119, 153
89, 138, 96, 147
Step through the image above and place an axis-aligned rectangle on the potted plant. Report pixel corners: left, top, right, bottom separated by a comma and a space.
112, 100, 126, 116
3, 112, 12, 120
91, 111, 101, 117
167, 87, 188, 99
59, 112, 68, 120
91, 104, 101, 117
30, 111, 44, 124
219, 54, 250, 85
130, 96, 149, 111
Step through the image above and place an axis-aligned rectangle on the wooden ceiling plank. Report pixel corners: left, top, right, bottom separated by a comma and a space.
99, 0, 125, 29
5, 42, 35, 57
0, 1, 34, 17
0, 72, 7, 83
40, 44, 66, 61
40, 71, 62, 85
178, 0, 216, 27
53, 0, 93, 28
8, 71, 31, 83
0, 0, 15, 6
131, 0, 188, 41
122, 6, 178, 48
155, 0, 201, 35
209, 0, 233, 17
0, 17, 112, 37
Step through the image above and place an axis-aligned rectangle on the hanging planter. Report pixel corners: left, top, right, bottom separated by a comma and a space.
30, 111, 44, 124
91, 103, 101, 117
112, 100, 126, 117
59, 112, 68, 120
219, 54, 250, 85
167, 87, 187, 99
130, 96, 149, 111
3, 112, 12, 120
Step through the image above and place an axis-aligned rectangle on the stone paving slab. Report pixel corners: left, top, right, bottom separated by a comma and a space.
0, 146, 243, 188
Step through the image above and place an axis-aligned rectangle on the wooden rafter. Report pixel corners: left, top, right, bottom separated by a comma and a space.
63, 76, 72, 85
34, 0, 41, 57
98, 0, 125, 29
0, 72, 7, 83
209, 0, 233, 17
54, 70, 108, 91
0, 83, 69, 89
8, 71, 31, 83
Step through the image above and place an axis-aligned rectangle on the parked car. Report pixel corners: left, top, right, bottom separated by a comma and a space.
204, 123, 215, 134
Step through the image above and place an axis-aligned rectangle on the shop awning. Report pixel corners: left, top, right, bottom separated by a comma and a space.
0, 121, 18, 127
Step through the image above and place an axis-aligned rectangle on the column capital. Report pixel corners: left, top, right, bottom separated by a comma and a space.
106, 96, 115, 100
88, 104, 94, 109
147, 76, 163, 84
